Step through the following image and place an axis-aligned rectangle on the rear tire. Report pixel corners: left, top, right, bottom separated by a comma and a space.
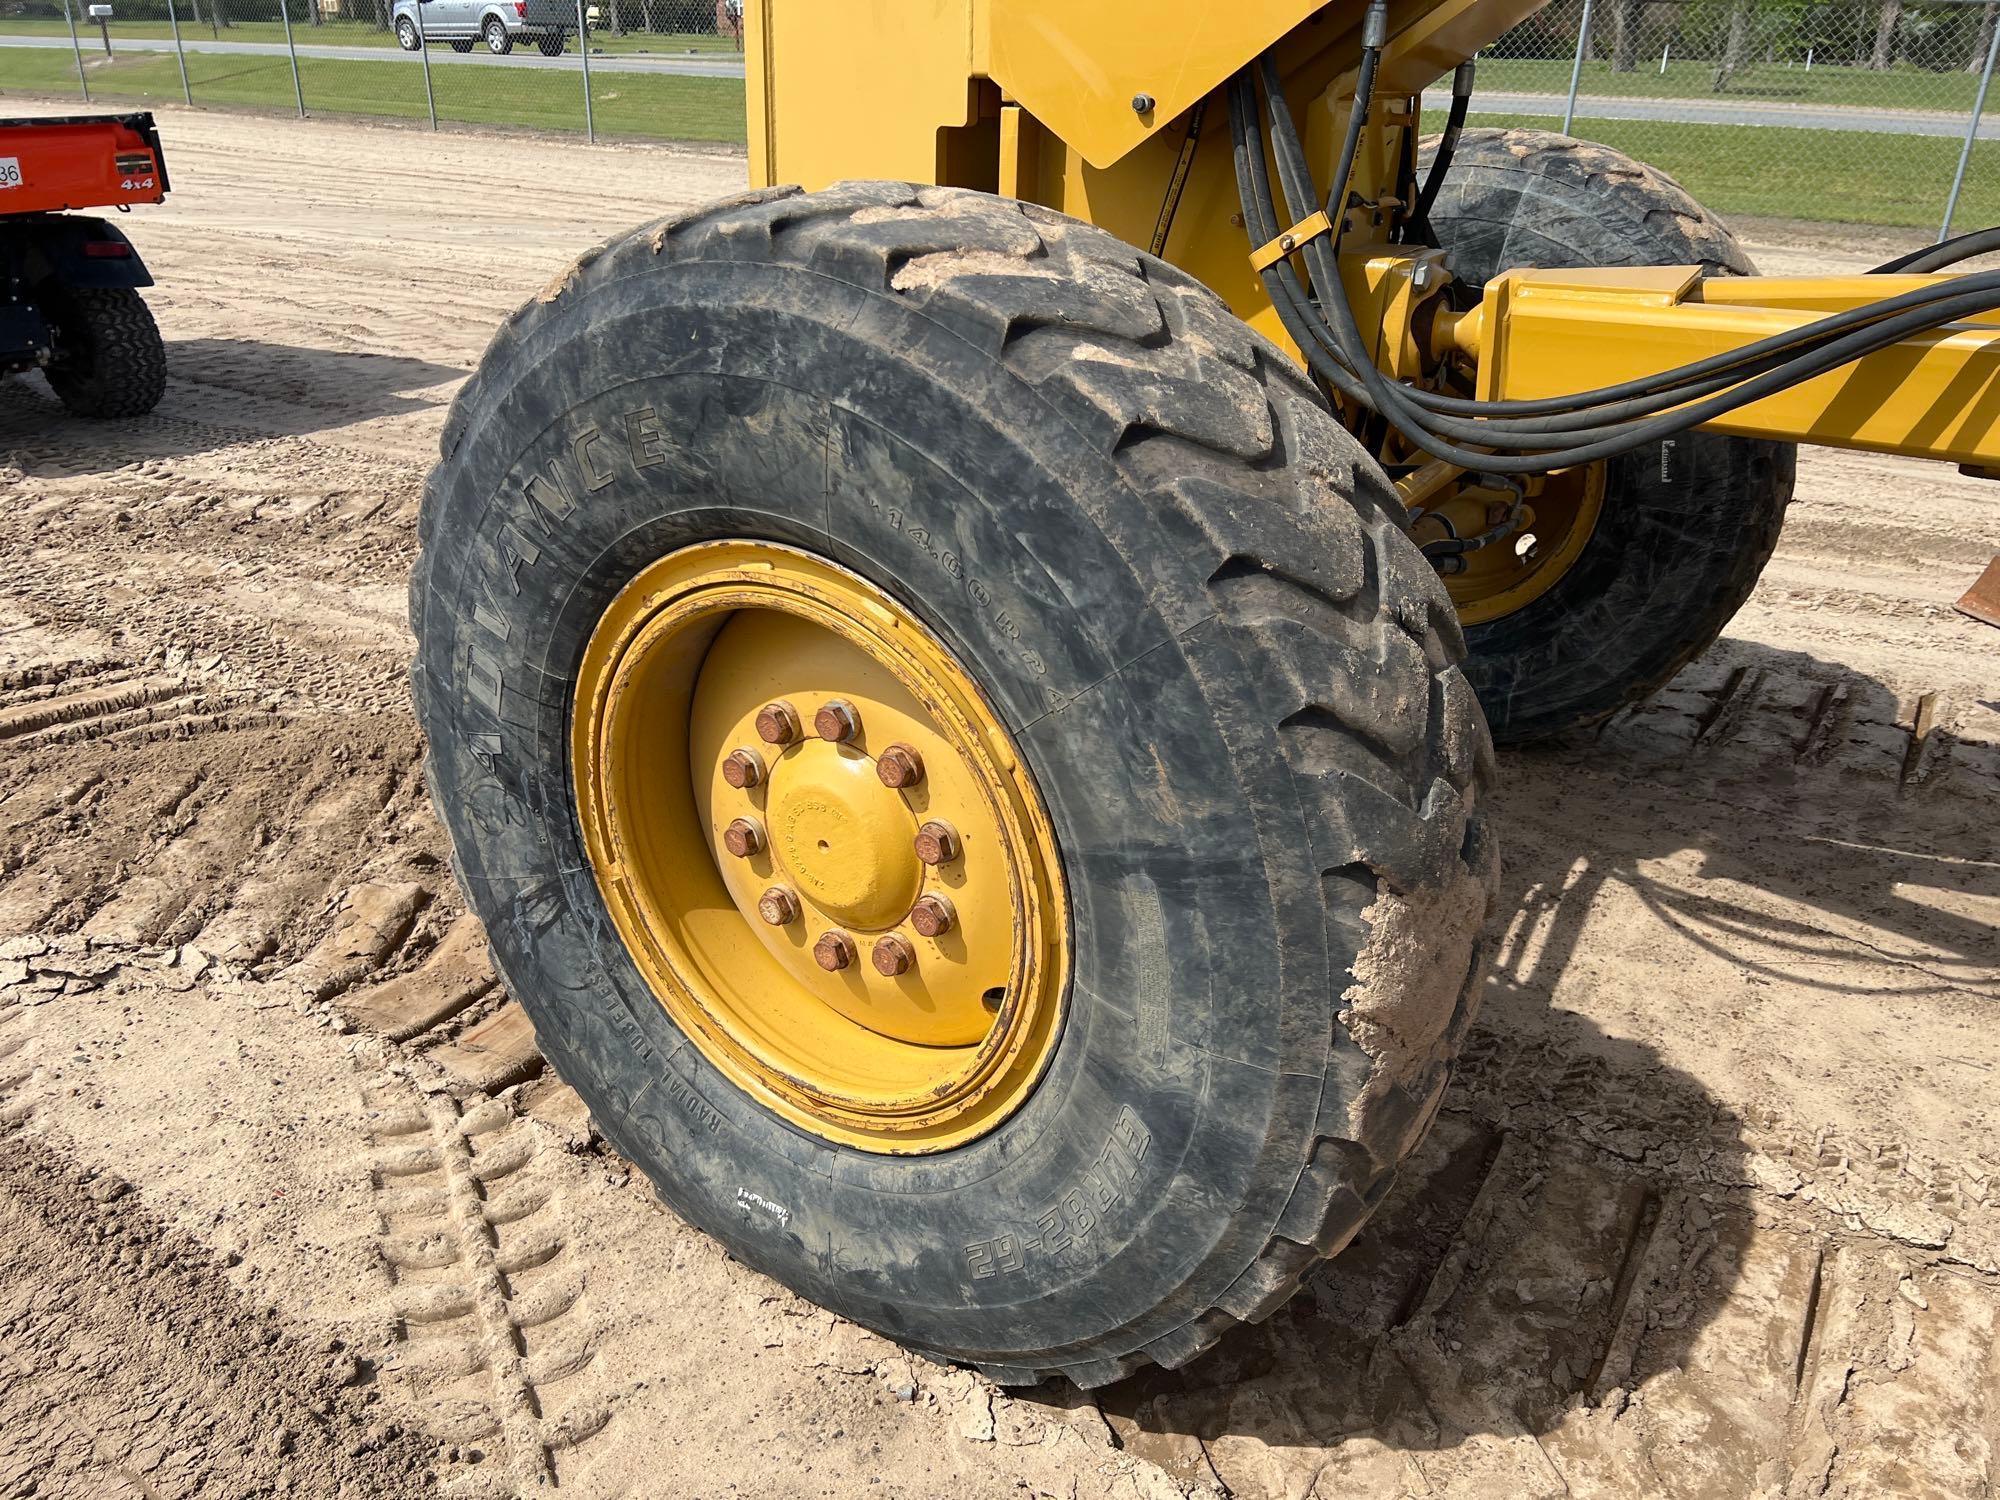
483, 17, 512, 53
411, 184, 1499, 1386
43, 286, 166, 419
395, 15, 420, 48
1420, 129, 1796, 743
536, 32, 564, 54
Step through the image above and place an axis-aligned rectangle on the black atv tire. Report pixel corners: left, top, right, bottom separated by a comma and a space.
450, 37, 475, 51
410, 183, 1499, 1387
535, 32, 564, 54
43, 285, 167, 420
1420, 128, 1796, 743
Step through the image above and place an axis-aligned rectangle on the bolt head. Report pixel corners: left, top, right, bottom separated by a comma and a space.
721, 748, 764, 789
908, 893, 955, 938
755, 701, 801, 745
721, 817, 763, 859
876, 743, 924, 789
814, 698, 862, 744
913, 820, 960, 867
871, 934, 915, 977
1132, 92, 1155, 114
813, 931, 855, 972
756, 886, 799, 926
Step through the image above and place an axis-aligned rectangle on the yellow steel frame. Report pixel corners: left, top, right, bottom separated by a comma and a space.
744, 0, 2000, 472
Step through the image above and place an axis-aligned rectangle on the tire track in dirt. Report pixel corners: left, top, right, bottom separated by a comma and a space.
360, 1076, 613, 1495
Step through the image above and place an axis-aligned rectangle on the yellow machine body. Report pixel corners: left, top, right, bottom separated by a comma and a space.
743, 0, 2000, 473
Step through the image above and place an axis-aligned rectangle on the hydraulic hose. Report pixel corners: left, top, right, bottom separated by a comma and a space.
1410, 60, 1474, 233
1873, 225, 2000, 274
1231, 24, 2000, 470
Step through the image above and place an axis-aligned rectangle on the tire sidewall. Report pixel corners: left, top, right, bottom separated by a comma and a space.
414, 253, 1347, 1370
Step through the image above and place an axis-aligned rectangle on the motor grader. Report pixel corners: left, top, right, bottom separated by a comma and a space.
409, 0, 2000, 1386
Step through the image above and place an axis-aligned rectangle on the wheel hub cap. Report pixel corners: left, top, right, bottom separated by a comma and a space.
764, 741, 918, 931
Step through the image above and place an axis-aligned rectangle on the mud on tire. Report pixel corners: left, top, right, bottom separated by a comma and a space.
1421, 129, 1797, 743
409, 182, 1499, 1385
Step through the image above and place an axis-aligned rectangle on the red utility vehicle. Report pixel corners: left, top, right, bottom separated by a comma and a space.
1, 112, 169, 417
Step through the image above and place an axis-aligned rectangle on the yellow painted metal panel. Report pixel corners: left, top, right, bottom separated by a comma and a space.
1477, 269, 2000, 466
756, 0, 979, 191
985, 0, 1325, 168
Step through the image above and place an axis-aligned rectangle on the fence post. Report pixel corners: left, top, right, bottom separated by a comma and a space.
1562, 0, 1595, 136
416, 0, 438, 130
167, 0, 193, 104
1659, 39, 1669, 74
577, 0, 595, 143
1943, 13, 2000, 241
61, 0, 90, 100
278, 0, 307, 117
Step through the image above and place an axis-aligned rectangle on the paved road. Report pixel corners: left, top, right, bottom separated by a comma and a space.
0, 30, 746, 77
1428, 86, 2000, 139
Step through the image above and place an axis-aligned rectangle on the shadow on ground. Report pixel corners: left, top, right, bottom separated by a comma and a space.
0, 336, 463, 468
1031, 635, 1997, 1496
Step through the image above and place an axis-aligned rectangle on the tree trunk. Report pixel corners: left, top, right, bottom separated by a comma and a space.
1712, 0, 1753, 89
1972, 1, 1999, 70
1870, 0, 1901, 69
1612, 0, 1641, 71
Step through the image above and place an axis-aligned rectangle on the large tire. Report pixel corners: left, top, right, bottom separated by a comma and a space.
535, 32, 564, 54
482, 16, 511, 53
1420, 129, 1796, 743
43, 285, 166, 419
410, 183, 1498, 1386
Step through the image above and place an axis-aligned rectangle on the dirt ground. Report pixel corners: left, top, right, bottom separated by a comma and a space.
0, 102, 1996, 1499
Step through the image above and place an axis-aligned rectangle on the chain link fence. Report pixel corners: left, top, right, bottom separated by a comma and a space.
0, 0, 746, 143
6, 0, 1999, 229
1460, 0, 2000, 232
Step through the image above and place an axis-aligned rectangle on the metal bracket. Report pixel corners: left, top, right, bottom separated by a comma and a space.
1248, 209, 1333, 274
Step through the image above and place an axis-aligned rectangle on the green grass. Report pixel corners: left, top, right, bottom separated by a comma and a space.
0, 42, 748, 141
1436, 108, 1999, 228
0, 15, 740, 53
1474, 56, 1994, 113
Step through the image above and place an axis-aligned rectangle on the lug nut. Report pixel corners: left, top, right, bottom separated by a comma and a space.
871, 934, 915, 977
908, 893, 955, 938
755, 701, 802, 745
756, 886, 800, 926
722, 817, 764, 858
914, 820, 960, 866
814, 698, 862, 743
721, 748, 765, 789
813, 931, 855, 972
876, 743, 924, 789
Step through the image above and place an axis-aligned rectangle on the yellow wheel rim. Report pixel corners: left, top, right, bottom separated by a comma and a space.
570, 541, 1069, 1154
1415, 463, 1608, 627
